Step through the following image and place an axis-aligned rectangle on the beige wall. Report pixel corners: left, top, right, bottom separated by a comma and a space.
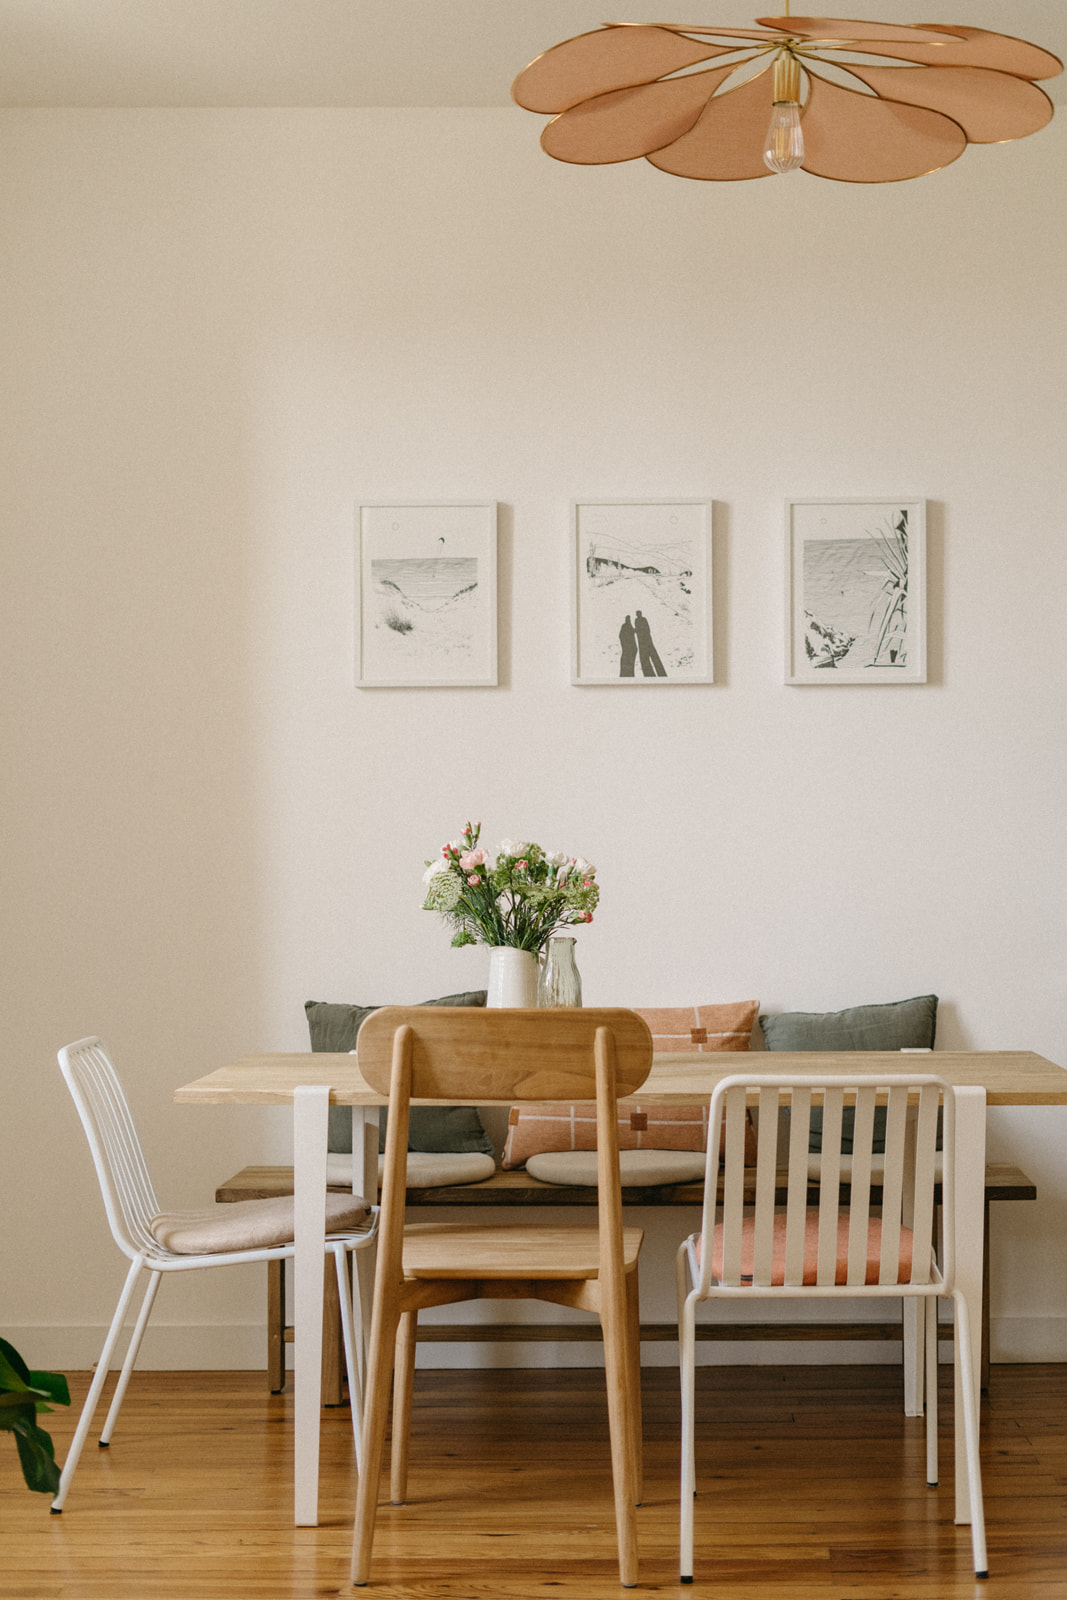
2, 108, 1065, 1368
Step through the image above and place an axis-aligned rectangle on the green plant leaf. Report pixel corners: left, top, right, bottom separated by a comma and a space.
0, 1337, 33, 1394
28, 1370, 71, 1409
8, 1407, 61, 1495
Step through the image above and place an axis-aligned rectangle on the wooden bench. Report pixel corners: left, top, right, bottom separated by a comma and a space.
217, 1160, 1035, 1399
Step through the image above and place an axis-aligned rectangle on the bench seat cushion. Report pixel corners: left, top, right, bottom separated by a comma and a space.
326, 1150, 496, 1189
528, 1149, 706, 1186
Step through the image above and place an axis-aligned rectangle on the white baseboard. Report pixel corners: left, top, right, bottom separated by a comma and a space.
9, 1324, 270, 1372
14, 1316, 1067, 1373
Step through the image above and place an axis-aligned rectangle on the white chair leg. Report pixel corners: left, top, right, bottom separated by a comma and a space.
925, 1297, 939, 1486
677, 1246, 698, 1584
953, 1291, 989, 1578
99, 1269, 162, 1445
51, 1257, 146, 1511
904, 1298, 924, 1416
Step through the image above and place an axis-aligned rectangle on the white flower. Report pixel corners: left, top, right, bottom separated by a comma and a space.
545, 850, 569, 867
422, 859, 452, 884
498, 838, 532, 859
572, 856, 596, 878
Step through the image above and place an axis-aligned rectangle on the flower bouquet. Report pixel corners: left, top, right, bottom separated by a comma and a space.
422, 822, 599, 953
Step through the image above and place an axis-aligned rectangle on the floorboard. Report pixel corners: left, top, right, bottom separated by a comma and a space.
3, 1364, 1066, 1598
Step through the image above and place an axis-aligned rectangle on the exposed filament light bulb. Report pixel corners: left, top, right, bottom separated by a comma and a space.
764, 51, 805, 174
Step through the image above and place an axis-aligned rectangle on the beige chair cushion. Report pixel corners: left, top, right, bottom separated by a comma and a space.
326, 1150, 496, 1189
527, 1148, 707, 1187
149, 1191, 370, 1254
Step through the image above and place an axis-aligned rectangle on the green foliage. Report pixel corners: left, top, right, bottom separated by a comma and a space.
0, 1337, 70, 1495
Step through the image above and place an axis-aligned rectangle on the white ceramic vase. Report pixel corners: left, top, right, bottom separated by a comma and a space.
486, 946, 539, 1008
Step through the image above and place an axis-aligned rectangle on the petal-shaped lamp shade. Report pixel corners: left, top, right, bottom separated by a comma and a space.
838, 63, 1053, 143
646, 68, 778, 181
792, 23, 1063, 77
800, 72, 967, 181
512, 17, 1062, 185
542, 67, 737, 164
513, 24, 733, 113
757, 16, 963, 44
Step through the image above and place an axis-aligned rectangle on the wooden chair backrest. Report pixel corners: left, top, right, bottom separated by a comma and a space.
360, 1008, 654, 1294
701, 1072, 954, 1295
356, 1006, 653, 1102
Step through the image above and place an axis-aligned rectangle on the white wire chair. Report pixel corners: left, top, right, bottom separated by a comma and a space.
52, 1036, 378, 1512
677, 1072, 987, 1583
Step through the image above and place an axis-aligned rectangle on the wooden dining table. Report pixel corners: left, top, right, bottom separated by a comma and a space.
175, 1045, 1067, 1528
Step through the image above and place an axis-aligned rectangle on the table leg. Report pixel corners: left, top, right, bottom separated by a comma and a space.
953, 1086, 986, 1525
293, 1084, 331, 1527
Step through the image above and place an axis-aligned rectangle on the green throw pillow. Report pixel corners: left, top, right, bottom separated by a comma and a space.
760, 994, 938, 1153
304, 993, 492, 1157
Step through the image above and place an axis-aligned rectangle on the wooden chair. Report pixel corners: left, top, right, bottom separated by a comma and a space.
676, 1072, 987, 1583
349, 1006, 654, 1589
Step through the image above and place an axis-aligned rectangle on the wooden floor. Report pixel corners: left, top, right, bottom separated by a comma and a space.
4, 1363, 1066, 1599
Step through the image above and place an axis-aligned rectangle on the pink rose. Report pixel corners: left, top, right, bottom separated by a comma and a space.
459, 848, 486, 871
467, 873, 482, 886
581, 911, 593, 922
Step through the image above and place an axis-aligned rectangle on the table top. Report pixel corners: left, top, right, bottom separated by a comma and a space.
175, 1048, 1067, 1108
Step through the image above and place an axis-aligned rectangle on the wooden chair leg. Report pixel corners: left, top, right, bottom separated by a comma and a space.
321, 1257, 345, 1406
601, 1282, 640, 1587
351, 1295, 403, 1586
390, 1311, 418, 1505
981, 1196, 991, 1392
625, 1268, 644, 1505
267, 1259, 286, 1393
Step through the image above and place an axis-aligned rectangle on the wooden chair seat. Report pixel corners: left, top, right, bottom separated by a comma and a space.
401, 1221, 644, 1279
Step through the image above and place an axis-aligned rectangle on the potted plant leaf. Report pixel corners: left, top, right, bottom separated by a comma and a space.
1, 1337, 70, 1494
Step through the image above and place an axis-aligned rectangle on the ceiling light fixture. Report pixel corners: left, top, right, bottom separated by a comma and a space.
511, 8, 1062, 183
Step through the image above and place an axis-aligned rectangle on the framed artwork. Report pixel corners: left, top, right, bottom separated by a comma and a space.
355, 502, 498, 687
785, 498, 927, 684
571, 500, 713, 685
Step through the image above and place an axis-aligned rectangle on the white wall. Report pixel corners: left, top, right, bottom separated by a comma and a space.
2, 108, 1064, 1369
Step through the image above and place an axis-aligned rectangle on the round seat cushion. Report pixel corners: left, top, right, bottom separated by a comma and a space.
526, 1148, 706, 1187
326, 1150, 496, 1189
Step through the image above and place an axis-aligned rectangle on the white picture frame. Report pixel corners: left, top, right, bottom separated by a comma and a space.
571, 500, 713, 685
785, 498, 927, 684
355, 502, 498, 687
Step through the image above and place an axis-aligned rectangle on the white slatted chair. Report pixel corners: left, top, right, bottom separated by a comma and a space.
53, 1036, 378, 1511
677, 1073, 987, 1583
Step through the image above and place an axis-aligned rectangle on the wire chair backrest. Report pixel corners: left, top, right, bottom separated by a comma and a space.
58, 1036, 162, 1261
699, 1072, 954, 1297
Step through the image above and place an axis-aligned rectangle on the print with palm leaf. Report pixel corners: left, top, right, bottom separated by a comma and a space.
865, 510, 910, 668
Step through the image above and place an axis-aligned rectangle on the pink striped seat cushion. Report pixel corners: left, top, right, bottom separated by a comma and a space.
698, 1209, 916, 1286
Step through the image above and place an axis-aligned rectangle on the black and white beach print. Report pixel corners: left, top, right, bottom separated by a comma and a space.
359, 505, 495, 684
576, 504, 708, 681
369, 555, 480, 672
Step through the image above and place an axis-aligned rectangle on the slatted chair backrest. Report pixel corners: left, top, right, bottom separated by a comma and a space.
698, 1073, 951, 1298
58, 1036, 162, 1261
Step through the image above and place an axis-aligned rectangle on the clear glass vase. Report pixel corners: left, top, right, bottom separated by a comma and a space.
537, 937, 583, 1008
